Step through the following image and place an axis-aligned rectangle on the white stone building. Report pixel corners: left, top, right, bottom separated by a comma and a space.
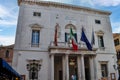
12, 0, 117, 80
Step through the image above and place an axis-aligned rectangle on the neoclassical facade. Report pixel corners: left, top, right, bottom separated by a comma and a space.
13, 0, 117, 80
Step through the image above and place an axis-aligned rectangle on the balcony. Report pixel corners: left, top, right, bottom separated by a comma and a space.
48, 41, 98, 54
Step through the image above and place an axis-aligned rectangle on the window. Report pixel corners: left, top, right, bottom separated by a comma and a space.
65, 24, 77, 44
114, 39, 119, 46
31, 30, 40, 47
98, 36, 104, 48
65, 33, 69, 42
101, 64, 108, 77
33, 12, 41, 17
5, 50, 9, 58
65, 33, 77, 43
95, 20, 101, 24
117, 51, 120, 59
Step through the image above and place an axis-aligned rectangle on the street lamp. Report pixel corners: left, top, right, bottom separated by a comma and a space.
26, 59, 42, 80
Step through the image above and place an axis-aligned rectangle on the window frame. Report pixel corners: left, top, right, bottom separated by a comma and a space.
114, 39, 119, 46
95, 19, 101, 24
30, 24, 42, 47
31, 30, 40, 47
98, 35, 104, 48
65, 24, 77, 44
65, 32, 77, 43
101, 63, 108, 77
33, 12, 41, 17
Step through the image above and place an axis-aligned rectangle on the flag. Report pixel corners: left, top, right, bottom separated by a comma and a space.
91, 28, 95, 46
80, 27, 92, 51
54, 24, 58, 46
70, 28, 78, 51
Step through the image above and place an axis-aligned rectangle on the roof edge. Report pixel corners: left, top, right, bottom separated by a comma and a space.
18, 0, 111, 15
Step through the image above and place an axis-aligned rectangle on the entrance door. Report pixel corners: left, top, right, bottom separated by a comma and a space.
84, 57, 90, 80
59, 70, 63, 80
69, 56, 78, 80
54, 56, 63, 80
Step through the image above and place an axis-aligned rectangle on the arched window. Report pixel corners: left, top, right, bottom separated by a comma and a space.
65, 24, 77, 43
5, 50, 9, 58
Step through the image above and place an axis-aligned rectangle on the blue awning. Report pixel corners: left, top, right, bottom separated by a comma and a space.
0, 58, 21, 78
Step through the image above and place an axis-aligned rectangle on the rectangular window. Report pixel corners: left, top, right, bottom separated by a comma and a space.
65, 33, 77, 42
114, 39, 119, 46
33, 12, 41, 17
31, 30, 40, 47
117, 51, 120, 59
101, 64, 108, 77
98, 36, 104, 47
95, 20, 101, 24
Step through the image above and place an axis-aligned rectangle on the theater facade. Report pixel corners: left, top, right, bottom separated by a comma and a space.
12, 0, 117, 80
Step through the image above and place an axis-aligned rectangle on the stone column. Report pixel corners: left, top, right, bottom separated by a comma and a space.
81, 54, 85, 80
93, 56, 98, 80
65, 54, 69, 80
90, 56, 95, 80
77, 55, 82, 80
51, 54, 54, 80
62, 55, 65, 80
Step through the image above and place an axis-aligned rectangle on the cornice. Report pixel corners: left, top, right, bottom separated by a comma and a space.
18, 0, 111, 15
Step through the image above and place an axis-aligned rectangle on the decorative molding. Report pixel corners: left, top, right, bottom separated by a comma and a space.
29, 23, 43, 30
18, 0, 111, 15
99, 61, 108, 63
65, 24, 76, 30
95, 30, 104, 36
26, 59, 42, 64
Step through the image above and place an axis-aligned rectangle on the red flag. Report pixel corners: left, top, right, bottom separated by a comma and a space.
54, 24, 58, 46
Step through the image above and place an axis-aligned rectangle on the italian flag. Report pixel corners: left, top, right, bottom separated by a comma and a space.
70, 28, 78, 51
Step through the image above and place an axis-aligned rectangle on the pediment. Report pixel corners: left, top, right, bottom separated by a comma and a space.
29, 23, 43, 30
95, 30, 104, 35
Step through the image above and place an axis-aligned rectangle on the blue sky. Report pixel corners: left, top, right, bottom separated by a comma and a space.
0, 0, 120, 45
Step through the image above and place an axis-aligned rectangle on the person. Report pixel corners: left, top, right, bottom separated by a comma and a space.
71, 74, 76, 80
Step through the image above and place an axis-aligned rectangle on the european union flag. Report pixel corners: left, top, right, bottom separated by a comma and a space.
80, 27, 92, 51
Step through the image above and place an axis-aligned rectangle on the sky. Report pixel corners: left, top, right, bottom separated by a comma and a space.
0, 0, 120, 46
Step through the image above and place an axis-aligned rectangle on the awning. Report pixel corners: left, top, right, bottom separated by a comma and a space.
0, 58, 21, 78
